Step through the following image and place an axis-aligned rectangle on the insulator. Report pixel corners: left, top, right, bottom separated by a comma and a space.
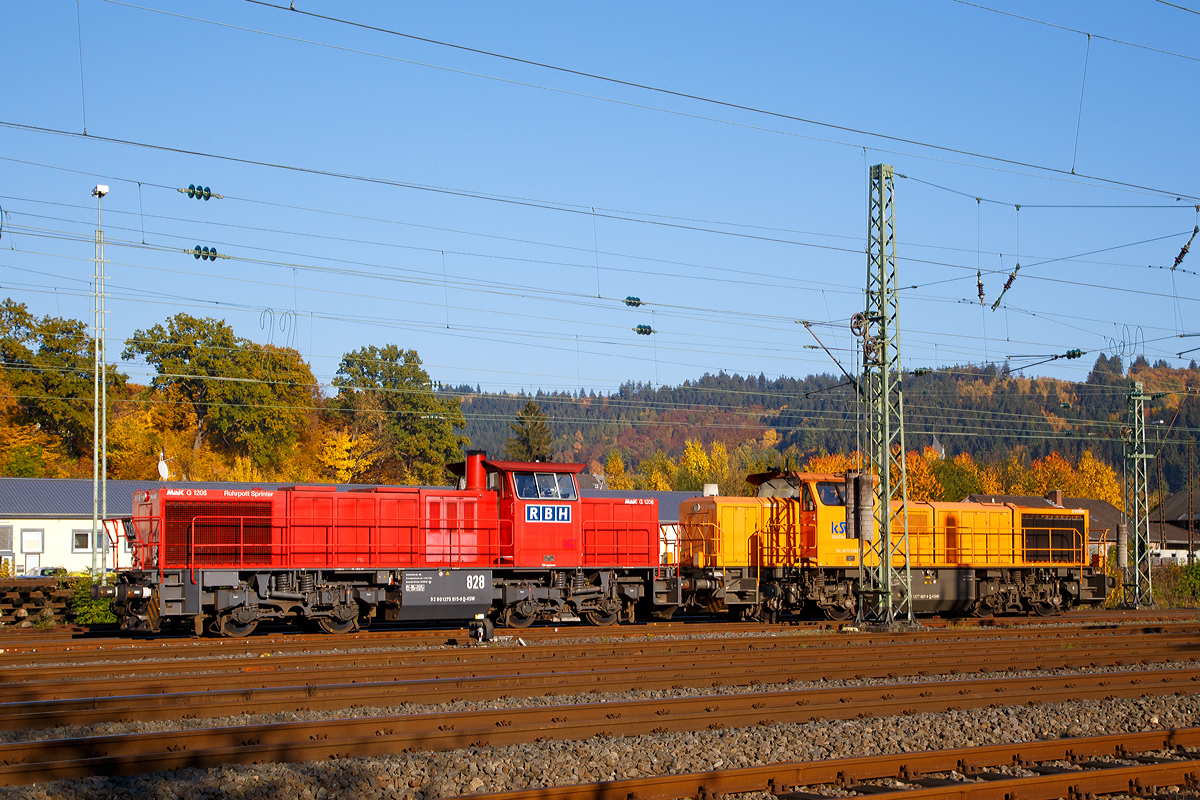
856, 473, 875, 542
844, 471, 858, 540
634, 324, 654, 335
187, 184, 197, 199
624, 296, 643, 307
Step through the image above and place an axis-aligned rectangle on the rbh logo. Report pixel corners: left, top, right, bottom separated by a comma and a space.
526, 505, 571, 523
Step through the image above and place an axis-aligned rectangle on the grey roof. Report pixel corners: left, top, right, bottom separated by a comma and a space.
0, 479, 701, 525
580, 490, 705, 524
1156, 488, 1200, 524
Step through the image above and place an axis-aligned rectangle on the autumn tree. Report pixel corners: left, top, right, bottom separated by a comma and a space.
332, 344, 466, 485
318, 429, 380, 483
932, 451, 1001, 500
1029, 451, 1076, 496
804, 451, 863, 474
0, 392, 70, 477
505, 401, 553, 461
900, 448, 941, 502
603, 450, 633, 490
1076, 450, 1123, 510
636, 449, 677, 491
123, 314, 316, 471
0, 299, 124, 458
675, 439, 711, 491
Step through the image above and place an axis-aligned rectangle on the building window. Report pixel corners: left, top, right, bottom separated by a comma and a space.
0, 525, 11, 553
20, 529, 43, 554
73, 530, 101, 553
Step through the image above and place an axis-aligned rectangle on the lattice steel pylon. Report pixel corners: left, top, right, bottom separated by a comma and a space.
1124, 381, 1153, 607
856, 164, 915, 625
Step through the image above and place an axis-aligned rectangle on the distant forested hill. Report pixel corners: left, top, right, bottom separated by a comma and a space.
444, 355, 1200, 492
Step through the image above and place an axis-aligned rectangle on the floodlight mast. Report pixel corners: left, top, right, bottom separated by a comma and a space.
91, 185, 108, 584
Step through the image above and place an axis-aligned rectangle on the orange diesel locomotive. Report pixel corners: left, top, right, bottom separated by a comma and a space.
674, 469, 1112, 620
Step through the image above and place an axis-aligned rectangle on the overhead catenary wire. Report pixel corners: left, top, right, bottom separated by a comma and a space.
227, 0, 1200, 201
5, 223, 1190, 381
8, 220, 1191, 367
11, 189, 1200, 376
951, 0, 1200, 66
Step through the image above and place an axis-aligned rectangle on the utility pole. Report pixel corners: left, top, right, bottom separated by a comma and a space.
91, 184, 108, 584
1189, 437, 1194, 565
1123, 382, 1152, 607
856, 164, 914, 626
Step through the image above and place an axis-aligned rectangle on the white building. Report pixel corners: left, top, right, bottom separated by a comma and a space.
0, 478, 327, 576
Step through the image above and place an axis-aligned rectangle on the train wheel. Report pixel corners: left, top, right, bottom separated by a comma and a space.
504, 607, 535, 628
1031, 602, 1058, 617
317, 616, 357, 634
824, 606, 853, 621
583, 609, 619, 626
217, 614, 257, 638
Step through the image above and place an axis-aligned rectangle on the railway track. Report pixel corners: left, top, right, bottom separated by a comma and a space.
2, 627, 1194, 708
441, 728, 1200, 800
1, 619, 1195, 673
0, 663, 1194, 786
0, 607, 1191, 657
3, 632, 1195, 728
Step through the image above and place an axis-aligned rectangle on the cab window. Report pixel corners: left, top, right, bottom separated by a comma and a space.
817, 482, 846, 506
802, 484, 815, 512
514, 472, 577, 500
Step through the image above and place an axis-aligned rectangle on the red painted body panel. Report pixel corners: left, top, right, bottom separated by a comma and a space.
127, 465, 657, 574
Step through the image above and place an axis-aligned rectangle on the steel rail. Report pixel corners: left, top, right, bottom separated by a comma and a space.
1, 631, 1193, 708
1, 608, 1191, 655
435, 728, 1200, 800
2, 623, 1193, 678
0, 668, 1195, 785
0, 653, 1195, 732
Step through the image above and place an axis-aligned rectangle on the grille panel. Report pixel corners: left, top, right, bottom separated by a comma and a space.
163, 501, 273, 567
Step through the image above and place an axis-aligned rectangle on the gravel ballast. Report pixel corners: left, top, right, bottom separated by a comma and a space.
0, 658, 1192, 744
1, 691, 1196, 800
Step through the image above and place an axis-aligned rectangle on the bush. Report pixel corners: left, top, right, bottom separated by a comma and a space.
1151, 562, 1200, 609
69, 573, 116, 624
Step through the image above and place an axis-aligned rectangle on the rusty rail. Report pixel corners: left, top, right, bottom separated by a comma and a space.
0, 667, 1196, 785
438, 728, 1200, 800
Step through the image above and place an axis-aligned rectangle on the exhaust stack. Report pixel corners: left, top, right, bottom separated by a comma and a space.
465, 450, 487, 490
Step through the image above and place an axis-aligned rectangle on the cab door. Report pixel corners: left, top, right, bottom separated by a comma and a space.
513, 472, 579, 569
800, 483, 819, 563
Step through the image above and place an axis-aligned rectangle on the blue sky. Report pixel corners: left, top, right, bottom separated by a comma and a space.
3, 1, 1199, 396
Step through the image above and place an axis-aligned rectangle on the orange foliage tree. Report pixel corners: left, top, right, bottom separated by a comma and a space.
804, 451, 864, 474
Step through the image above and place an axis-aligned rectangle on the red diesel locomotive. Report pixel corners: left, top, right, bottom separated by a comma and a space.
98, 452, 667, 638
